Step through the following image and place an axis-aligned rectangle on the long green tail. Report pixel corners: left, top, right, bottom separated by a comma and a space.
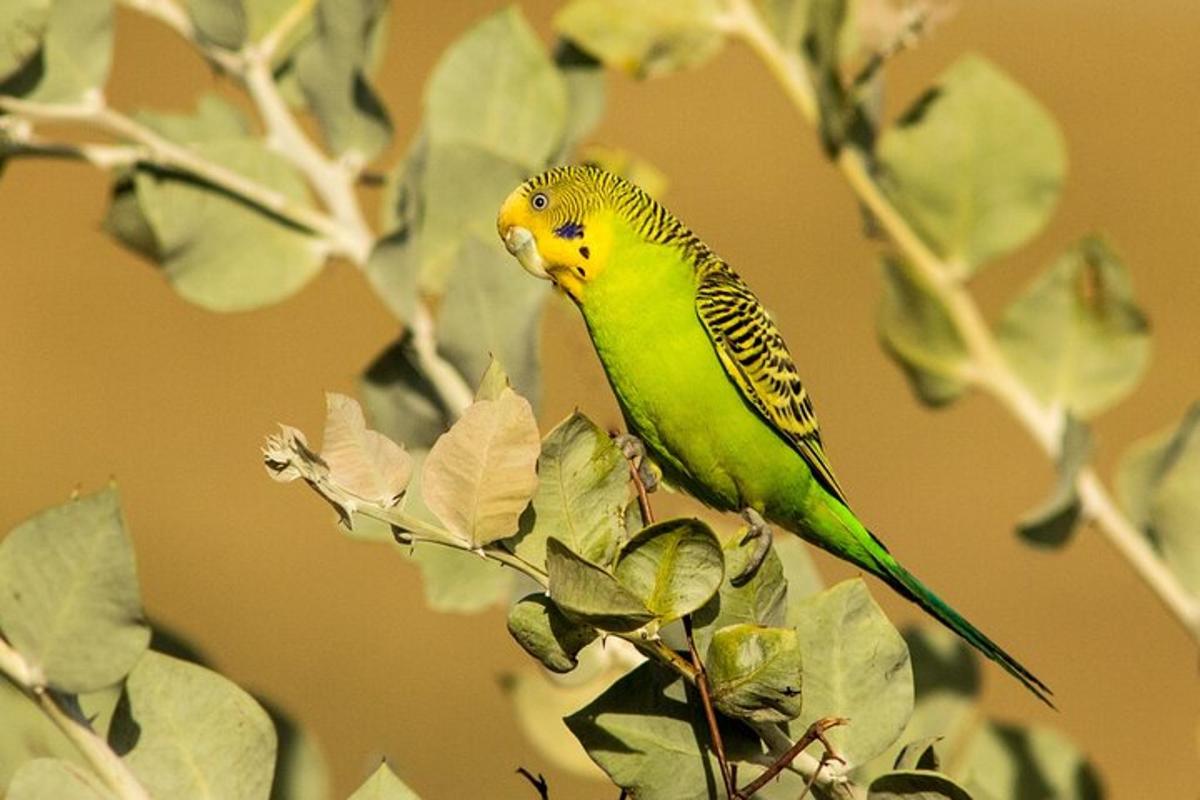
870, 546, 1054, 707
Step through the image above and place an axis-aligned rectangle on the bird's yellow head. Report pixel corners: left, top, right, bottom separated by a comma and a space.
497, 165, 618, 302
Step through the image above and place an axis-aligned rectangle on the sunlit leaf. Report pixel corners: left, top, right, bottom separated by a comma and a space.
693, 530, 788, 656
0, 488, 149, 693
1, 0, 112, 103
706, 623, 803, 723
878, 54, 1066, 273
999, 237, 1150, 418
6, 758, 112, 800
0, 679, 80, 789
1016, 415, 1090, 548
347, 761, 421, 800
0, 0, 50, 83
321, 392, 412, 509
507, 593, 597, 673
545, 538, 652, 632
613, 518, 724, 622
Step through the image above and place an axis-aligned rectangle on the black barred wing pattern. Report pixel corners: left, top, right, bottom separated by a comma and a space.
695, 261, 849, 506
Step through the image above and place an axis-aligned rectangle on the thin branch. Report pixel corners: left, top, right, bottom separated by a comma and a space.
409, 303, 477, 418
257, 0, 318, 62
0, 638, 151, 800
727, 0, 1200, 643
736, 717, 846, 799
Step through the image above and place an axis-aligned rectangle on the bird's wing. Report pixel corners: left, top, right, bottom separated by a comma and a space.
695, 261, 849, 506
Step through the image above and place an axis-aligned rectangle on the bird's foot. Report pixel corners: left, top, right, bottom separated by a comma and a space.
612, 433, 658, 494
730, 508, 773, 586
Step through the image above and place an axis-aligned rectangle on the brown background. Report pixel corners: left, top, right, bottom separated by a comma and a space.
2, 1, 1198, 797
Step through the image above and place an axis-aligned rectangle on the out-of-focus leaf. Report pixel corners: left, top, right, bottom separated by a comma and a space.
510, 412, 629, 570
426, 7, 566, 169
804, 0, 852, 151
760, 0, 811, 53
474, 357, 510, 402
693, 530, 788, 655
265, 701, 332, 800
187, 0, 246, 50
869, 770, 974, 800
878, 256, 969, 407
893, 737, 943, 772
706, 623, 803, 723
0, 680, 80, 789
555, 0, 726, 78
347, 761, 421, 800
877, 54, 1066, 274
507, 593, 597, 673
999, 237, 1150, 418
111, 651, 276, 800
294, 0, 392, 160
564, 660, 760, 799
244, 0, 311, 47
321, 392, 412, 509
405, 542, 513, 614
577, 144, 667, 198
0, 0, 50, 83
613, 518, 724, 622
546, 538, 652, 632
957, 722, 1102, 800
554, 40, 605, 156
6, 759, 112, 800
1, 0, 112, 103
1016, 415, 1090, 548
135, 94, 252, 142
1117, 403, 1200, 594
422, 387, 539, 547
0, 488, 149, 693
791, 579, 913, 766
360, 333, 448, 452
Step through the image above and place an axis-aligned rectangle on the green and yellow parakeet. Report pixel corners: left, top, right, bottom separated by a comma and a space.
497, 165, 1051, 705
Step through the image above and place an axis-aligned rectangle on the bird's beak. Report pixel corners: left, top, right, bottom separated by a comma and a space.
502, 225, 550, 280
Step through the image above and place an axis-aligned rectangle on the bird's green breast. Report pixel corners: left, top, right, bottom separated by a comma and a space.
578, 223, 818, 519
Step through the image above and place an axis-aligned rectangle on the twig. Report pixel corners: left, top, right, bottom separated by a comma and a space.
516, 767, 550, 799
0, 637, 151, 800
726, 0, 1200, 643
735, 717, 846, 799
409, 303, 476, 417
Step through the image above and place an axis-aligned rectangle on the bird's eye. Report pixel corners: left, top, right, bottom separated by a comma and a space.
531, 192, 548, 211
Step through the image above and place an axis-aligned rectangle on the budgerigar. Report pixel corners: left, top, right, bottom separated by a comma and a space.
496, 165, 1051, 705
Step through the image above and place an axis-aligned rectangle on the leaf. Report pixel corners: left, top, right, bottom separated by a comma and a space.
1016, 415, 1090, 548
791, 579, 913, 766
998, 237, 1150, 418
6, 758, 112, 800
135, 94, 252, 142
613, 518, 724, 622
545, 538, 652, 632
1, 0, 112, 103
0, 0, 50, 83
893, 737, 943, 772
474, 357, 511, 402
110, 651, 277, 800
425, 6, 567, 169
553, 40, 606, 157
507, 593, 597, 673
421, 387, 540, 546
877, 54, 1066, 274
878, 256, 969, 407
804, 0, 853, 152
564, 660, 761, 799
347, 761, 421, 800
405, 543, 513, 614
775, 535, 824, 613
1116, 403, 1200, 594
869, 770, 974, 800
555, 0, 726, 78
510, 412, 629, 569
957, 722, 1102, 800
759, 0, 811, 53
243, 0, 311, 47
0, 488, 149, 693
320, 392, 412, 510
693, 531, 789, 656
294, 0, 392, 161
706, 624, 803, 723
265, 702, 332, 800
360, 333, 450, 452
186, 0, 246, 50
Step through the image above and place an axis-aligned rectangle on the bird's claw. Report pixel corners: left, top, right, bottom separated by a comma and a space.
730, 508, 773, 586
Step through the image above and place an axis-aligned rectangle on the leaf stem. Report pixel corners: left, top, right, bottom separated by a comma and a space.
727, 0, 1200, 644
0, 637, 150, 800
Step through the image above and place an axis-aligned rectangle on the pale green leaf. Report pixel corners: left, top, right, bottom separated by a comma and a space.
474, 357, 511, 402
1016, 415, 1090, 548
6, 758, 112, 800
555, 0, 726, 78
244, 0, 310, 46
693, 530, 788, 656
507, 593, 597, 673
187, 0, 246, 50
320, 392, 412, 510
613, 518, 724, 622
893, 737, 943, 772
775, 535, 824, 612
405, 543, 513, 614
805, 0, 852, 151
999, 237, 1150, 418
266, 703, 332, 800
510, 412, 629, 569
1116, 403, 1200, 594
134, 94, 251, 143
878, 54, 1066, 273
421, 387, 540, 547
0, 0, 50, 83
554, 40, 605, 157
869, 770, 974, 800
110, 651, 276, 800
707, 623, 803, 723
0, 679, 81, 789
294, 0, 392, 160
1, 0, 112, 103
760, 0, 811, 53
426, 7, 566, 169
564, 661, 760, 800
791, 579, 913, 766
347, 761, 421, 800
0, 488, 149, 693
957, 722, 1102, 800
360, 333, 450, 452
878, 256, 969, 407
545, 538, 652, 632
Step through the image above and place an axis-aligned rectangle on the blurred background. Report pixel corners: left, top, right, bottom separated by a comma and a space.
1, 0, 1197, 796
